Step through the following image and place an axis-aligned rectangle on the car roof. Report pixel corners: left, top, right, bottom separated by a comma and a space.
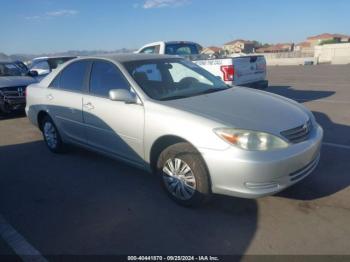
79, 54, 180, 63
0, 61, 15, 64
32, 56, 77, 61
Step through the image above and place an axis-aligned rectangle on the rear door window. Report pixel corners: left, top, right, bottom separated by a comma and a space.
140, 45, 160, 54
89, 61, 130, 97
165, 44, 199, 55
32, 61, 50, 71
59, 61, 90, 92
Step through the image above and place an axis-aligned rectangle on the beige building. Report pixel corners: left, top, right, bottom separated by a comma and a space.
201, 46, 222, 56
294, 42, 311, 51
255, 43, 294, 53
223, 40, 255, 54
294, 42, 313, 52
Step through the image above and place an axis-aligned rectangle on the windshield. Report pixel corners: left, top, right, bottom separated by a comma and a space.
124, 58, 229, 101
14, 61, 29, 73
48, 57, 76, 69
0, 63, 24, 76
165, 43, 200, 56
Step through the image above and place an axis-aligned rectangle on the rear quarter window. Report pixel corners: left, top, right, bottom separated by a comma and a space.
49, 73, 61, 88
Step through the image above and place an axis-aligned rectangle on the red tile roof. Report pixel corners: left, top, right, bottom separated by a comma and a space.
205, 46, 222, 52
307, 33, 350, 40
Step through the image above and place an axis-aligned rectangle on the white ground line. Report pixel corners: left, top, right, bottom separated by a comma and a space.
0, 215, 47, 262
295, 98, 350, 104
323, 142, 350, 150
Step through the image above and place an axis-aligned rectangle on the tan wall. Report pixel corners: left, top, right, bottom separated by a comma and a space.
259, 51, 314, 59
261, 44, 350, 65
266, 57, 316, 66
315, 43, 350, 64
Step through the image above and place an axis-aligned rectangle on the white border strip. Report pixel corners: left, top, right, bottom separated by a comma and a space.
323, 142, 350, 150
295, 98, 350, 104
0, 215, 47, 262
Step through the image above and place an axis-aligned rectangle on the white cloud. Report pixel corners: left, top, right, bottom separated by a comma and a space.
25, 15, 41, 20
25, 9, 78, 20
142, 0, 190, 9
46, 9, 79, 17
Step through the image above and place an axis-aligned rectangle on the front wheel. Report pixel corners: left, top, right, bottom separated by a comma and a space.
157, 142, 211, 207
41, 116, 66, 153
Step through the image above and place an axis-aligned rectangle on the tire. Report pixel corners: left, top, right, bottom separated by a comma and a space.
157, 142, 211, 207
0, 102, 12, 115
41, 116, 66, 153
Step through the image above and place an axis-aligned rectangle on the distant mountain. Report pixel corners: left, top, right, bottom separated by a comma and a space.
0, 53, 11, 62
0, 48, 136, 62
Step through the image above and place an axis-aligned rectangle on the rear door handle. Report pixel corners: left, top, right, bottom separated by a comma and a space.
46, 94, 53, 100
83, 102, 94, 110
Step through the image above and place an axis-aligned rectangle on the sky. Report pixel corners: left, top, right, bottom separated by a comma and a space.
1, 0, 349, 54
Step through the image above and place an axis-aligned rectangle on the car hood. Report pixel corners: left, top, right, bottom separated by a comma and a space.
162, 87, 309, 134
0, 76, 37, 89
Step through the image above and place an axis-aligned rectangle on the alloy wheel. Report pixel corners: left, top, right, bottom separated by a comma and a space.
43, 122, 58, 149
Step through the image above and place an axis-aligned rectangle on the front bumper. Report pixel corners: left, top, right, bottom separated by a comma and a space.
199, 123, 323, 198
0, 96, 26, 112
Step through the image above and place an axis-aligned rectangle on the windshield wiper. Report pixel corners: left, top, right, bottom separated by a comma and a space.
160, 87, 231, 101
160, 95, 189, 101
198, 88, 228, 95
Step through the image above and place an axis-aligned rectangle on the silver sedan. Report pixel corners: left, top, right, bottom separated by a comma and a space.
26, 54, 323, 206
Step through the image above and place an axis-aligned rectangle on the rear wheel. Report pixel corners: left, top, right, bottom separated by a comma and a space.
157, 142, 211, 207
41, 116, 66, 153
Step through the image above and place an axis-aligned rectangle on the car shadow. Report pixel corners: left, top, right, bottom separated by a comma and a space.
0, 106, 258, 256
267, 85, 335, 102
0, 110, 26, 121
266, 85, 349, 200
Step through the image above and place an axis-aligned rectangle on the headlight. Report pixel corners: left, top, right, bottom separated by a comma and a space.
214, 128, 289, 151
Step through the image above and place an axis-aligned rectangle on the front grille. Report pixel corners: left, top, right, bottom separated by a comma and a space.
281, 120, 312, 143
0, 86, 26, 98
289, 154, 320, 182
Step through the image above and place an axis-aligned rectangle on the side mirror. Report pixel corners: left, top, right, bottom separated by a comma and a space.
109, 89, 137, 103
32, 69, 50, 76
28, 70, 39, 77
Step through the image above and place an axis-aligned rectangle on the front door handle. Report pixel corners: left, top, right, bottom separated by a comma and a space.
46, 94, 53, 100
83, 102, 95, 110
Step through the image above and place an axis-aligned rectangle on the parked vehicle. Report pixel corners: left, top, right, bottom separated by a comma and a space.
13, 60, 30, 74
26, 55, 322, 206
0, 62, 38, 114
28, 56, 76, 80
137, 41, 268, 89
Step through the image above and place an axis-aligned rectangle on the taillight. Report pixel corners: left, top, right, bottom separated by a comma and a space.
220, 65, 235, 81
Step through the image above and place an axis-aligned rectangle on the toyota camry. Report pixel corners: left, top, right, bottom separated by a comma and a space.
25, 54, 323, 206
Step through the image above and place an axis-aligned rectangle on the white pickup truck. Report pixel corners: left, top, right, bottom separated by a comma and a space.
137, 41, 268, 89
